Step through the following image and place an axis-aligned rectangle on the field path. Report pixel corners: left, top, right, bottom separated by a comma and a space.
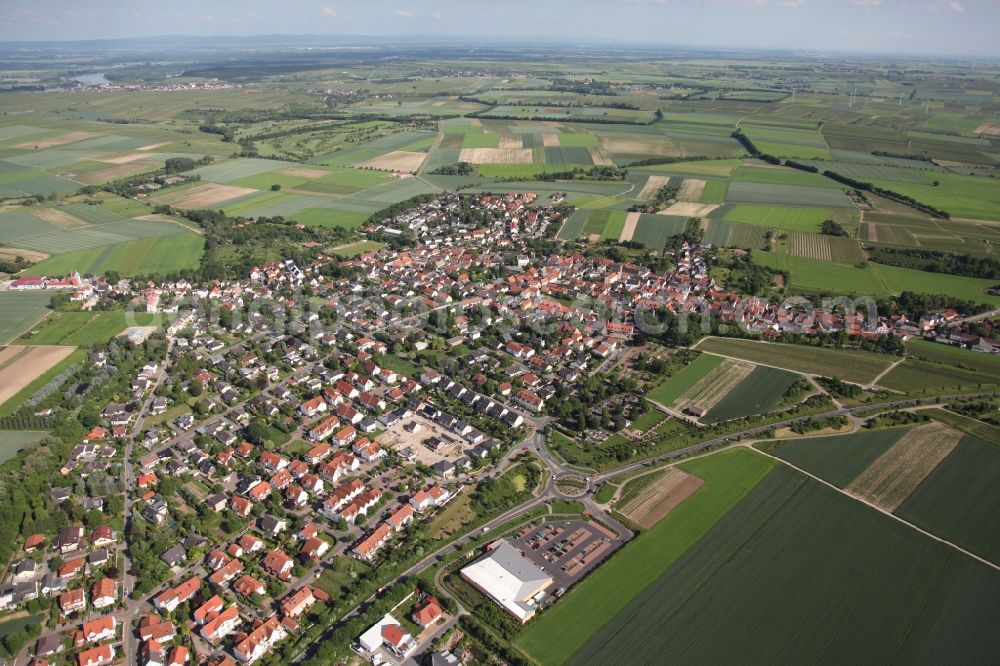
868, 357, 904, 388
750, 443, 1000, 572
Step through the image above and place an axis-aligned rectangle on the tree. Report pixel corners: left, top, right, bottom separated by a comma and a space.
270, 184, 282, 191
188, 380, 203, 397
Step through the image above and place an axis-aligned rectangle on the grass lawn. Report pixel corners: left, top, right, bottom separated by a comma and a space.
517, 448, 775, 665
288, 208, 371, 228
926, 409, 1000, 447
694, 337, 894, 385
905, 340, 1000, 376
313, 556, 371, 598
645, 354, 724, 406
330, 240, 383, 258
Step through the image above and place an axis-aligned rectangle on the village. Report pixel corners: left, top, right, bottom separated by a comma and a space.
3, 191, 998, 666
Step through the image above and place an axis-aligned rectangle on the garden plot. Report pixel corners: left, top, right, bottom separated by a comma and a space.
845, 422, 962, 511
618, 468, 704, 530
354, 151, 427, 173
153, 183, 259, 209
673, 358, 755, 415
458, 147, 534, 164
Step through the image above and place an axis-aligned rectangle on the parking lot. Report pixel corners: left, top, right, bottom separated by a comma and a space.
514, 519, 624, 589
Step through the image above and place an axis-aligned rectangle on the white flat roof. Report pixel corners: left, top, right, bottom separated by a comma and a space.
461, 540, 553, 621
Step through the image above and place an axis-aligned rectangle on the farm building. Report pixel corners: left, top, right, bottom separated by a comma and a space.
460, 539, 553, 623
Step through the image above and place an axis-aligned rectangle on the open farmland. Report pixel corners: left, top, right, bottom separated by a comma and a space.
567, 463, 1000, 665
517, 449, 775, 665
767, 427, 910, 488
723, 205, 830, 233
725, 182, 853, 208
672, 358, 755, 414
781, 231, 866, 264
458, 147, 534, 164
629, 214, 689, 249
645, 353, 724, 406
354, 151, 426, 173
702, 365, 800, 423
617, 467, 704, 530
694, 337, 894, 384
0, 292, 54, 344
878, 359, 999, 392
895, 435, 1000, 565
22, 311, 159, 346
29, 232, 204, 277
754, 252, 889, 296
151, 182, 258, 209
0, 345, 75, 408
845, 422, 962, 511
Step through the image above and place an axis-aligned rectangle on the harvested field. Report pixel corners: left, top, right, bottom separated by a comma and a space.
0, 345, 75, 407
0, 247, 48, 262
155, 182, 258, 209
275, 167, 328, 179
659, 202, 719, 218
542, 134, 561, 147
355, 151, 427, 173
498, 135, 523, 149
14, 131, 100, 150
673, 358, 755, 413
74, 163, 149, 184
636, 175, 669, 201
676, 178, 706, 202
97, 152, 151, 165
588, 148, 615, 166
973, 123, 1000, 136
618, 212, 641, 242
31, 208, 87, 230
846, 422, 961, 511
618, 468, 704, 529
458, 147, 534, 164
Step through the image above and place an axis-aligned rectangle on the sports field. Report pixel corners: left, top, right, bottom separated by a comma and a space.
566, 463, 1000, 665
694, 337, 893, 385
517, 449, 776, 665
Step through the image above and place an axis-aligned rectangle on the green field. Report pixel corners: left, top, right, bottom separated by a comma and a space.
630, 214, 689, 249
905, 340, 1000, 376
22, 311, 159, 346
732, 165, 840, 189
645, 353, 724, 405
869, 172, 1000, 222
694, 337, 894, 385
879, 359, 1000, 392
755, 252, 889, 296
568, 463, 1000, 665
767, 427, 910, 487
702, 365, 800, 423
288, 208, 371, 228
927, 409, 1000, 446
0, 292, 54, 344
0, 431, 49, 463
723, 205, 830, 232
29, 232, 204, 277
518, 449, 775, 665
895, 435, 1000, 565
725, 182, 852, 208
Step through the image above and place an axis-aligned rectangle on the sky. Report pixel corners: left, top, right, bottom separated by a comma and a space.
1, 0, 999, 57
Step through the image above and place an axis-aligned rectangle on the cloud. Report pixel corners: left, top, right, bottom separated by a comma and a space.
322, 5, 337, 17
778, 0, 806, 6
394, 9, 412, 18
846, 0, 882, 7
948, 1, 964, 11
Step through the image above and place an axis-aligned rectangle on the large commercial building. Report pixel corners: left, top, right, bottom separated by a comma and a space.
460, 539, 553, 622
